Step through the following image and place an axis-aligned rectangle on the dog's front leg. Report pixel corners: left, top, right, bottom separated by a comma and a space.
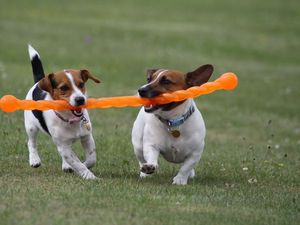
81, 134, 96, 169
56, 144, 97, 180
141, 144, 159, 175
172, 153, 201, 185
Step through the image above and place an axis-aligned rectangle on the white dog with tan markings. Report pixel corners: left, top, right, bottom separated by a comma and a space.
24, 45, 100, 179
132, 64, 213, 185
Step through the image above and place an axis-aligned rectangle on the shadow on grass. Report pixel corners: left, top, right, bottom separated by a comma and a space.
97, 169, 238, 187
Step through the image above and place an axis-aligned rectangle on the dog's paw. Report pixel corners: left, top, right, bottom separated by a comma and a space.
29, 154, 41, 168
141, 164, 156, 174
62, 166, 74, 173
62, 161, 73, 173
189, 169, 195, 178
30, 162, 41, 168
81, 170, 97, 180
172, 175, 188, 185
139, 171, 151, 178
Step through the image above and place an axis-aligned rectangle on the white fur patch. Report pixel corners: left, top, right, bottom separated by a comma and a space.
65, 71, 81, 93
152, 69, 168, 84
140, 69, 168, 90
64, 70, 86, 106
28, 44, 40, 60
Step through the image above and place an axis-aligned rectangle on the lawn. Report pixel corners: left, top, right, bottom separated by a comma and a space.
0, 0, 299, 224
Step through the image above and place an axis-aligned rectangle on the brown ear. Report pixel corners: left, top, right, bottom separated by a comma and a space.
38, 73, 55, 93
185, 64, 214, 87
146, 69, 158, 83
81, 69, 101, 83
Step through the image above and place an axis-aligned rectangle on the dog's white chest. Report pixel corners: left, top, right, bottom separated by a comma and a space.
45, 113, 92, 142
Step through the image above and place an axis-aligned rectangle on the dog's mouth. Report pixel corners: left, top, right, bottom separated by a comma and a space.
144, 101, 185, 113
71, 108, 83, 117
144, 103, 175, 113
140, 89, 180, 113
144, 104, 161, 113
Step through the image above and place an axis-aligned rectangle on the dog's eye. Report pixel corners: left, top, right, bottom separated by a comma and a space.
160, 76, 172, 85
78, 82, 85, 89
60, 85, 70, 92
147, 76, 151, 83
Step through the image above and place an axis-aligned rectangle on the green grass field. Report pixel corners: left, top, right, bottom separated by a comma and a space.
0, 0, 299, 224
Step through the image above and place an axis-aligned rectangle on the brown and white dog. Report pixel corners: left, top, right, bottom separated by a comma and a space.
131, 64, 213, 185
24, 45, 100, 179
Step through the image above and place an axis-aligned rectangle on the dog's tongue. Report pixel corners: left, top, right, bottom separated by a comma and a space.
69, 109, 83, 123
69, 116, 82, 123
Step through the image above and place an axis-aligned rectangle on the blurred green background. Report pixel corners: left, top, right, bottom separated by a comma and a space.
0, 0, 299, 225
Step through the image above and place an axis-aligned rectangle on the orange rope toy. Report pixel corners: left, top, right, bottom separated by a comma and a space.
0, 72, 238, 113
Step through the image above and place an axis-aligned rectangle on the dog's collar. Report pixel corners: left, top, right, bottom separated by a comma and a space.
54, 111, 84, 124
155, 105, 195, 128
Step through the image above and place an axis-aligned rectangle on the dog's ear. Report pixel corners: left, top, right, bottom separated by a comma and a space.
146, 69, 158, 83
38, 73, 56, 93
185, 64, 214, 87
80, 69, 101, 83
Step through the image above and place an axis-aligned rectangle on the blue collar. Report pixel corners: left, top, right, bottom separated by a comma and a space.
156, 105, 195, 127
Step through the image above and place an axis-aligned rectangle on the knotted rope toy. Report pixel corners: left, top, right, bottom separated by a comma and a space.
0, 72, 238, 113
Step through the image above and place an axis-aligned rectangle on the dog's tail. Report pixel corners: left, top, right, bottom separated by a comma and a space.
28, 44, 45, 84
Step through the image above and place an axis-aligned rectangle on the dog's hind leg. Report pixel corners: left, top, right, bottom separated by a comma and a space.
172, 153, 201, 185
25, 125, 41, 168
62, 159, 73, 172
81, 134, 96, 169
189, 169, 195, 178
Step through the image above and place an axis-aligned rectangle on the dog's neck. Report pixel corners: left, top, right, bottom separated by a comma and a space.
153, 99, 193, 120
54, 109, 79, 118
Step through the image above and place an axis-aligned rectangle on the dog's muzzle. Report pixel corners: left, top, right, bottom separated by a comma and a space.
138, 86, 162, 113
74, 96, 85, 106
138, 86, 160, 98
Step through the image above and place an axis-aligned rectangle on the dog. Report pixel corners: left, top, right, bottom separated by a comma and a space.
131, 64, 213, 185
24, 45, 100, 179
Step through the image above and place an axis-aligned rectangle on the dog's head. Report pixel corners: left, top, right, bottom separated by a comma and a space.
138, 64, 213, 113
38, 69, 100, 113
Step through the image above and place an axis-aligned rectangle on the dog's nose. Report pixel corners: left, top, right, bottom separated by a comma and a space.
138, 87, 148, 97
138, 86, 160, 98
74, 96, 85, 106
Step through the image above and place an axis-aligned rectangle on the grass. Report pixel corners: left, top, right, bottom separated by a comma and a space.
0, 0, 299, 224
